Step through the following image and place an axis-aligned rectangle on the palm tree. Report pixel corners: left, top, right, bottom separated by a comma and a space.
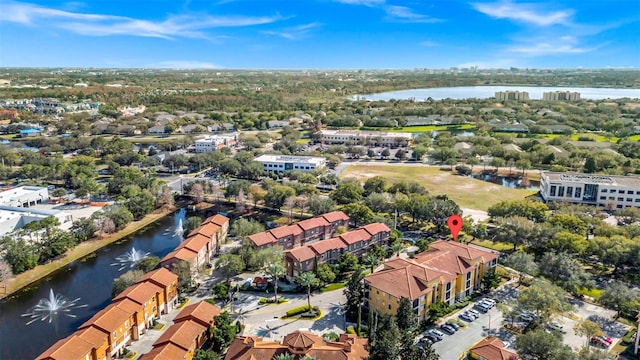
264, 262, 285, 303
272, 353, 295, 360
391, 242, 404, 257
363, 253, 381, 273
295, 272, 319, 310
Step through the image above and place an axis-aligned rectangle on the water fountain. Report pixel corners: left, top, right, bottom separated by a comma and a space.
174, 218, 184, 239
21, 289, 87, 325
111, 247, 150, 271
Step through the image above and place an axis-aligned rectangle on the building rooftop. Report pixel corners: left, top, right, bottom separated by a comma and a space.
135, 268, 178, 288
255, 154, 326, 163
541, 171, 640, 188
153, 319, 207, 351
139, 342, 188, 360
0, 186, 48, 205
320, 129, 412, 138
173, 301, 221, 327
470, 337, 520, 360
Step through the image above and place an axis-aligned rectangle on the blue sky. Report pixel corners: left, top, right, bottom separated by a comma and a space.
1, 0, 639, 69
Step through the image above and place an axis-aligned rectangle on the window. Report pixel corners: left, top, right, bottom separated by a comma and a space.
466, 272, 472, 289
609, 197, 615, 200
602, 189, 608, 193
627, 198, 633, 202
558, 186, 565, 197
610, 189, 616, 193
125, 321, 129, 328
635, 199, 640, 203
566, 187, 573, 197
629, 190, 634, 194
600, 196, 606, 200
550, 185, 556, 196
618, 197, 624, 201
113, 331, 117, 339
575, 188, 582, 198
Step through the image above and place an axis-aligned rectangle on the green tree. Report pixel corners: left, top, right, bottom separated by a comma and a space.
338, 252, 359, 274
70, 218, 97, 242
315, 263, 336, 284
396, 297, 418, 332
230, 218, 265, 237
171, 259, 193, 291
539, 252, 594, 294
505, 251, 538, 286
3, 238, 40, 274
518, 280, 572, 321
341, 203, 374, 227
104, 205, 134, 230
573, 319, 604, 349
211, 311, 237, 353
516, 329, 577, 360
344, 268, 365, 328
307, 195, 336, 216
295, 271, 319, 309
216, 254, 245, 282
481, 268, 501, 292
331, 179, 363, 205
264, 185, 296, 209
363, 253, 381, 273
112, 269, 144, 297
193, 349, 221, 360
488, 199, 548, 223
183, 216, 203, 238
365, 192, 393, 213
272, 354, 294, 360
363, 176, 387, 196
493, 216, 536, 251
369, 315, 400, 360
135, 256, 160, 272
264, 262, 285, 303
600, 281, 640, 318
125, 190, 156, 220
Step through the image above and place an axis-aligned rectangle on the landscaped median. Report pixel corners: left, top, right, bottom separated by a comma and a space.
281, 305, 324, 321
0, 206, 178, 300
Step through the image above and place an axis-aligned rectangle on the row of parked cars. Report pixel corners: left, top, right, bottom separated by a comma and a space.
420, 298, 498, 346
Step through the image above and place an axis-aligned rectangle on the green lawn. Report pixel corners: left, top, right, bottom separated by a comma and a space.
494, 132, 622, 143
321, 282, 346, 292
384, 124, 477, 133
340, 165, 536, 211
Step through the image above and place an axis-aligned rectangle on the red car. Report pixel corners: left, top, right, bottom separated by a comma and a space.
590, 336, 611, 348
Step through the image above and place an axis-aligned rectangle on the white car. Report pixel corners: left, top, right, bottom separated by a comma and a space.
467, 308, 481, 317
519, 312, 535, 322
547, 321, 564, 332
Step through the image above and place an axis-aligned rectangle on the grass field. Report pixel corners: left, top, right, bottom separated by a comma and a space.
340, 164, 536, 211
384, 124, 477, 133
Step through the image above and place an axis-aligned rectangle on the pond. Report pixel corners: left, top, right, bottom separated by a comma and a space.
470, 173, 540, 191
0, 210, 186, 360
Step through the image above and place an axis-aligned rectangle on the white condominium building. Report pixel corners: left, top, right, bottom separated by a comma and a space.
319, 130, 412, 147
194, 134, 237, 152
495, 91, 529, 101
542, 91, 581, 101
254, 155, 326, 173
540, 172, 640, 210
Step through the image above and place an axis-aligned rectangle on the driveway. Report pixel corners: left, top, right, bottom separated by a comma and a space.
431, 305, 515, 360
559, 299, 630, 351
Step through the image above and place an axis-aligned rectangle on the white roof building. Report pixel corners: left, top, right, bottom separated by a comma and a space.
319, 129, 412, 146
254, 155, 326, 173
0, 206, 73, 236
0, 186, 49, 208
194, 134, 237, 152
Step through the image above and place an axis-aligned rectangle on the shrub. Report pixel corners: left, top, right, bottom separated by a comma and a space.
346, 326, 356, 334
212, 283, 230, 299
285, 305, 311, 317
323, 332, 340, 342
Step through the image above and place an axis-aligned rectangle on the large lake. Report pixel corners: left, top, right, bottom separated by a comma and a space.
355, 86, 640, 101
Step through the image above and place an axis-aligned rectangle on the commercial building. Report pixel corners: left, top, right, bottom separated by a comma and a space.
0, 205, 73, 236
37, 268, 179, 360
542, 91, 581, 101
161, 214, 230, 274
254, 154, 326, 173
494, 91, 529, 101
364, 240, 498, 320
225, 330, 369, 360
540, 172, 640, 210
285, 222, 391, 279
194, 134, 237, 153
0, 186, 49, 207
319, 129, 412, 147
248, 211, 350, 250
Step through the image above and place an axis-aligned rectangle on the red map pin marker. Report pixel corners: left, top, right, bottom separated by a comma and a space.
447, 215, 463, 242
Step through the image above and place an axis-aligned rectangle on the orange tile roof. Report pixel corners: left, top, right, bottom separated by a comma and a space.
321, 211, 350, 223
287, 246, 317, 262
470, 337, 520, 360
427, 240, 499, 264
113, 297, 142, 314
338, 229, 370, 245
76, 326, 109, 349
188, 222, 220, 238
136, 268, 178, 288
365, 266, 433, 300
161, 247, 198, 263
248, 232, 277, 247
173, 300, 221, 327
36, 334, 92, 360
79, 303, 131, 333
208, 214, 229, 227
224, 330, 368, 360
153, 319, 207, 350
177, 233, 211, 252
139, 342, 188, 360
361, 222, 391, 235
113, 281, 163, 305
309, 237, 347, 255
297, 217, 330, 230
269, 224, 302, 238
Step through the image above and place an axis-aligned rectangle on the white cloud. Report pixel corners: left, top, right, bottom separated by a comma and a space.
1, 1, 283, 39
384, 5, 442, 23
508, 42, 595, 55
334, 0, 385, 7
262, 22, 320, 40
471, 1, 573, 26
150, 60, 220, 69
419, 40, 439, 47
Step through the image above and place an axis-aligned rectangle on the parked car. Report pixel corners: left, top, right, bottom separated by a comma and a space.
547, 321, 564, 332
590, 336, 610, 348
419, 337, 434, 346
519, 312, 535, 322
440, 324, 456, 334
424, 334, 440, 343
459, 312, 475, 322
430, 329, 445, 337
467, 308, 481, 317
446, 321, 460, 330
427, 329, 443, 341
474, 302, 492, 312
479, 299, 496, 308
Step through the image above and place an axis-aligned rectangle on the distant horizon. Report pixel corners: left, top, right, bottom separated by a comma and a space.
1, 66, 639, 71
1, 1, 639, 69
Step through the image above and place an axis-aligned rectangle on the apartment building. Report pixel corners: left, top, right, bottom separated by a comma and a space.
540, 172, 640, 210
140, 301, 221, 360
161, 214, 230, 274
364, 240, 498, 320
194, 134, 237, 153
285, 222, 391, 279
248, 211, 350, 250
37, 270, 179, 360
254, 154, 326, 173
494, 91, 529, 101
225, 330, 369, 360
319, 129, 412, 147
542, 91, 581, 101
